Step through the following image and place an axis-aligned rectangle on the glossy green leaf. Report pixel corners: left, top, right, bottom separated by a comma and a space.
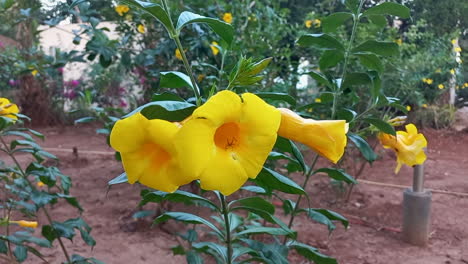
177, 11, 234, 45
297, 34, 345, 51
125, 101, 196, 122
319, 50, 345, 69
288, 241, 337, 264
274, 137, 307, 172
140, 190, 219, 211
308, 70, 332, 88
108, 173, 128, 186
312, 209, 349, 229
160, 71, 193, 89
186, 250, 204, 264
362, 2, 410, 19
120, 0, 173, 34
230, 197, 274, 215
347, 133, 378, 163
254, 167, 306, 195
254, 92, 296, 107
343, 0, 360, 14
74, 117, 96, 125
152, 92, 185, 102
237, 226, 296, 239
364, 117, 396, 135
353, 40, 399, 57
155, 212, 223, 238
354, 52, 383, 73
192, 242, 227, 263
228, 57, 272, 88
314, 168, 357, 184
240, 185, 268, 194
366, 15, 387, 28
342, 72, 372, 89
0, 0, 14, 9
322, 12, 353, 32
14, 245, 27, 262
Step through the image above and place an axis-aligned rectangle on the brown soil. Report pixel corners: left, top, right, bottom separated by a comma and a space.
9, 125, 468, 264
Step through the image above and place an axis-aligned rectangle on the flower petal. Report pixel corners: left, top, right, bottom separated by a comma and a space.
192, 90, 242, 126
110, 112, 148, 153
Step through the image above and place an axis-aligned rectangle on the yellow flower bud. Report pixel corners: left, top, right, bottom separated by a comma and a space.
10, 220, 38, 228
222, 13, 233, 24
175, 48, 183, 60
137, 24, 146, 34
438, 84, 444, 89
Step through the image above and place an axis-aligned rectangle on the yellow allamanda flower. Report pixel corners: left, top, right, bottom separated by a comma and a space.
451, 39, 457, 45
378, 124, 427, 173
175, 48, 183, 60
315, 98, 321, 103
197, 74, 205, 82
222, 13, 233, 24
110, 112, 190, 192
395, 38, 402, 45
314, 19, 321, 28
175, 91, 281, 195
425, 78, 433, 85
210, 41, 220, 56
0, 97, 19, 120
438, 84, 444, 89
115, 5, 130, 16
450, 69, 455, 75
422, 104, 428, 108
277, 108, 348, 164
137, 24, 146, 34
10, 220, 38, 228
464, 83, 468, 88
406, 105, 411, 111
37, 181, 45, 187
454, 47, 462, 53
305, 20, 313, 28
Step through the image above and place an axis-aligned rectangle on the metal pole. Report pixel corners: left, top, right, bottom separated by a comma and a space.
412, 164, 424, 192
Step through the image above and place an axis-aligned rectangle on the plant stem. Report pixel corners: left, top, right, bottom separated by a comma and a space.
0, 136, 71, 264
218, 51, 227, 88
220, 195, 232, 264
283, 154, 320, 244
332, 0, 366, 119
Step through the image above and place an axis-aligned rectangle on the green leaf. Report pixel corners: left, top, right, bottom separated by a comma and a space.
308, 70, 332, 88
228, 57, 272, 88
362, 2, 410, 19
237, 226, 296, 238
322, 12, 353, 33
155, 212, 223, 238
230, 197, 274, 215
367, 15, 387, 28
254, 92, 296, 108
152, 92, 185, 102
353, 40, 399, 57
297, 34, 345, 51
3, 131, 34, 141
160, 71, 193, 89
186, 250, 204, 264
177, 11, 234, 45
254, 167, 306, 195
288, 241, 337, 264
108, 173, 128, 186
363, 117, 396, 135
232, 206, 291, 233
140, 190, 219, 211
347, 133, 378, 163
240, 185, 268, 194
311, 208, 349, 229
354, 52, 383, 73
319, 50, 345, 69
314, 168, 357, 184
30, 191, 56, 208
14, 245, 27, 262
192, 242, 227, 263
0, 0, 14, 9
342, 72, 372, 89
125, 101, 196, 122
120, 0, 173, 34
274, 137, 307, 172
0, 240, 7, 254
344, 0, 360, 14
74, 117, 96, 124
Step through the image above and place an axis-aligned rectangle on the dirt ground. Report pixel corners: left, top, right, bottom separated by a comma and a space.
7, 125, 468, 264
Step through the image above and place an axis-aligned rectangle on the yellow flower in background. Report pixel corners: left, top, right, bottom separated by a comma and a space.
315, 98, 322, 103
115, 5, 130, 16
277, 108, 348, 164
210, 41, 220, 56
31, 70, 38, 76
175, 48, 183, 60
438, 84, 444, 89
125, 14, 133, 21
421, 78, 427, 82
406, 105, 411, 111
197, 74, 205, 82
222, 13, 233, 24
37, 181, 45, 187
454, 47, 462, 53
464, 83, 468, 88
425, 78, 433, 85
305, 20, 313, 28
422, 104, 428, 108
0, 97, 19, 120
10, 220, 38, 228
395, 38, 403, 45
313, 19, 321, 28
450, 69, 455, 75
378, 124, 427, 173
110, 112, 189, 192
137, 24, 146, 34
451, 39, 457, 45
175, 90, 281, 195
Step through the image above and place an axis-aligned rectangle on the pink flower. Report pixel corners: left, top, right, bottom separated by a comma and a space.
119, 99, 128, 108
139, 77, 146, 85
70, 80, 80, 87
64, 90, 77, 100
57, 67, 64, 74
8, 79, 17, 86
118, 87, 126, 95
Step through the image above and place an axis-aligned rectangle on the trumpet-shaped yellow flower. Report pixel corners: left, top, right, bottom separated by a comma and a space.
115, 5, 130, 16
277, 108, 348, 164
422, 104, 428, 108
314, 19, 321, 28
378, 124, 427, 173
223, 13, 233, 24
0, 98, 19, 120
305, 20, 313, 28
315, 98, 321, 103
31, 70, 38, 76
425, 78, 433, 85
175, 48, 183, 60
210, 41, 220, 56
110, 112, 189, 192
175, 91, 281, 195
454, 47, 462, 53
137, 24, 146, 34
450, 69, 455, 75
406, 105, 411, 111
10, 220, 38, 228
438, 84, 444, 89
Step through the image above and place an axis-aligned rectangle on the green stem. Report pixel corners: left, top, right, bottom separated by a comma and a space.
283, 154, 320, 244
218, 51, 227, 88
332, 0, 366, 119
220, 195, 232, 264
0, 136, 71, 264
